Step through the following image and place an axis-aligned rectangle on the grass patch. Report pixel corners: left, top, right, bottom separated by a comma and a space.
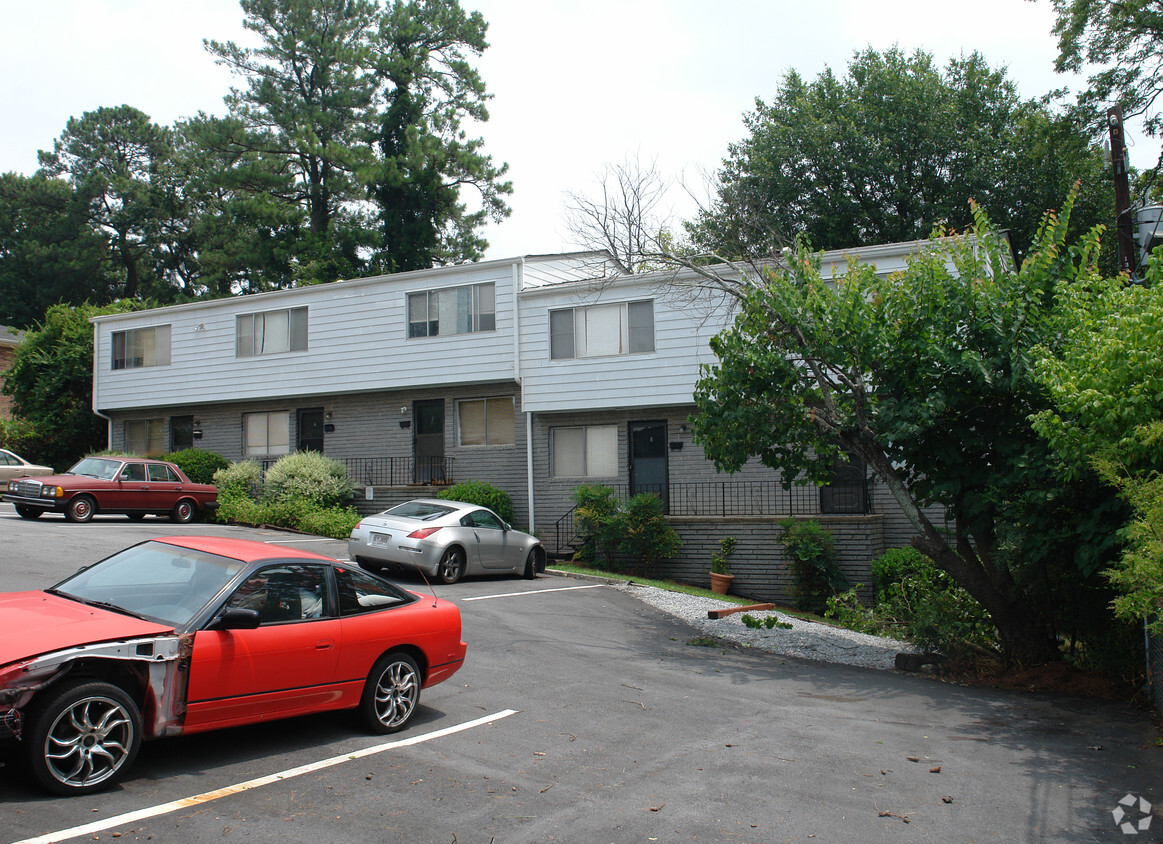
548, 562, 753, 604
548, 561, 840, 628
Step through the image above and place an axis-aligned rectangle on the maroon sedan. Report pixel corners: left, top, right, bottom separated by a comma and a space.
3, 456, 218, 523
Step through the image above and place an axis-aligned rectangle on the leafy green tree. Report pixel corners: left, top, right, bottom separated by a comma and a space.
2, 301, 143, 468
368, 0, 511, 272
1033, 250, 1163, 633
205, 0, 509, 282
0, 173, 113, 328
685, 196, 1119, 663
37, 106, 183, 302
1051, 0, 1163, 152
687, 48, 1114, 269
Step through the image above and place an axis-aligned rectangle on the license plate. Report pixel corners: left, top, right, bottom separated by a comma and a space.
370, 532, 392, 547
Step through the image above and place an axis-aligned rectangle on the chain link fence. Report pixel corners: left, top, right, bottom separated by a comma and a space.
1149, 616, 1162, 718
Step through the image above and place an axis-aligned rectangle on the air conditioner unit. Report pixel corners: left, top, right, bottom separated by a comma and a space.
1138, 205, 1163, 270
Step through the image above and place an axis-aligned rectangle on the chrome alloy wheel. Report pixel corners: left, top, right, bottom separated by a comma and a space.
370, 655, 420, 731
42, 694, 135, 790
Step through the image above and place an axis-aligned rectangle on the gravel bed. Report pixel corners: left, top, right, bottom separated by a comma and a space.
612, 582, 916, 670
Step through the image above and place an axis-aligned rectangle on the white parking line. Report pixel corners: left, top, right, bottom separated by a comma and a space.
14, 709, 518, 844
461, 584, 606, 601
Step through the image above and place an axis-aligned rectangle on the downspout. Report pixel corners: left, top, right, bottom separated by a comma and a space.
90, 321, 113, 448
513, 258, 535, 532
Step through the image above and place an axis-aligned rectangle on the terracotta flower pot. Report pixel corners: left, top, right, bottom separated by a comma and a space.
709, 571, 735, 595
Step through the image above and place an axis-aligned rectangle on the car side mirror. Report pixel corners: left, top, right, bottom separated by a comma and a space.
205, 607, 261, 631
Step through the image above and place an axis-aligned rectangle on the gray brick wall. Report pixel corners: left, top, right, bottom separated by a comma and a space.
617, 514, 883, 606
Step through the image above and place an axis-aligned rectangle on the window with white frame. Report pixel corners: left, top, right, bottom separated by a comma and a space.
244, 411, 291, 456
551, 425, 618, 477
458, 397, 515, 446
236, 307, 308, 357
549, 300, 654, 359
408, 283, 495, 338
112, 325, 171, 370
125, 419, 166, 455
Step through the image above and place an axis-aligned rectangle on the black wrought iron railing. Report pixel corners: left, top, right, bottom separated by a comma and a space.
551, 478, 870, 555
260, 456, 455, 486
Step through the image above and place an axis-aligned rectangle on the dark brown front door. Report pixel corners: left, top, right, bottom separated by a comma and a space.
629, 421, 668, 509
413, 400, 445, 482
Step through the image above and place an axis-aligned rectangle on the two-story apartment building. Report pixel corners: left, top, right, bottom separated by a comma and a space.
90, 244, 930, 600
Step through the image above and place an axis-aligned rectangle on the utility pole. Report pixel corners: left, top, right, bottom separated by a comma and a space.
1107, 105, 1136, 276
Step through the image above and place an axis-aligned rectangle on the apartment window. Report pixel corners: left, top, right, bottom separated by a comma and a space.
549, 300, 654, 359
408, 283, 495, 338
551, 425, 618, 477
236, 307, 308, 357
112, 325, 171, 370
458, 397, 515, 446
125, 419, 166, 455
245, 411, 291, 457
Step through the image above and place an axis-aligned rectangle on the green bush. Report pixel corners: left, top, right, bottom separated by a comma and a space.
779, 518, 848, 613
824, 549, 998, 658
263, 451, 354, 507
166, 448, 231, 485
571, 485, 625, 569
213, 461, 264, 497
871, 546, 933, 603
214, 491, 360, 539
622, 493, 682, 578
437, 480, 514, 524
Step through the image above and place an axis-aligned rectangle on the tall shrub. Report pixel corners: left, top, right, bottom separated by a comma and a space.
622, 493, 682, 577
779, 518, 847, 613
571, 485, 625, 569
166, 448, 231, 485
437, 480, 514, 524
263, 451, 354, 507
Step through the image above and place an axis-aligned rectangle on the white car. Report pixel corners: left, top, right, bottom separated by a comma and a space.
0, 448, 52, 483
349, 498, 546, 584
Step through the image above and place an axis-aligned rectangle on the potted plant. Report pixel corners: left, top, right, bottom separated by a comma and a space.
709, 537, 737, 594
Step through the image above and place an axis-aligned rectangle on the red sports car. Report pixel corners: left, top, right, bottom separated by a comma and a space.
0, 536, 467, 795
3, 455, 219, 523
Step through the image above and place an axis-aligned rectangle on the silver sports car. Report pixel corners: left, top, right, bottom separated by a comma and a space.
348, 498, 546, 584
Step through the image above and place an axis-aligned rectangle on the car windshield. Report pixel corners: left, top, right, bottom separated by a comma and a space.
384, 501, 455, 520
67, 457, 123, 480
51, 541, 247, 628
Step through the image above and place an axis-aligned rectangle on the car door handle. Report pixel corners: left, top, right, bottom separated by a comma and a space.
315, 639, 335, 651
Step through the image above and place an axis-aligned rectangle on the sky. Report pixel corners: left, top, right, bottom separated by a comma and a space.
3, 0, 1158, 261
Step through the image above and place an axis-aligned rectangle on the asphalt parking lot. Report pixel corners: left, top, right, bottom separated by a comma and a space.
1, 501, 1160, 843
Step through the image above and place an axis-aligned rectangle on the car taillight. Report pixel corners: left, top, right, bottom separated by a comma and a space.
407, 526, 442, 539
353, 520, 362, 530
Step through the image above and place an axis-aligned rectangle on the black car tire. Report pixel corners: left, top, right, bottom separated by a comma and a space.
171, 499, 199, 524
15, 505, 43, 519
27, 680, 142, 796
523, 548, 540, 579
359, 652, 421, 734
437, 547, 465, 585
65, 495, 96, 523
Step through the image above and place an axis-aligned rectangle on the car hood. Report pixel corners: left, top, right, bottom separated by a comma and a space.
0, 591, 175, 667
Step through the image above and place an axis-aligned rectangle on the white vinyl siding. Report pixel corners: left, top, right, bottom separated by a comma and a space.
112, 325, 171, 370
125, 419, 166, 455
245, 411, 290, 456
408, 283, 495, 338
549, 300, 654, 359
458, 397, 515, 446
237, 307, 308, 357
551, 425, 618, 477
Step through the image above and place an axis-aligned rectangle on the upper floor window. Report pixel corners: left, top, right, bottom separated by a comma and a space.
457, 397, 515, 446
549, 300, 654, 359
237, 307, 308, 357
112, 325, 171, 370
408, 283, 495, 338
